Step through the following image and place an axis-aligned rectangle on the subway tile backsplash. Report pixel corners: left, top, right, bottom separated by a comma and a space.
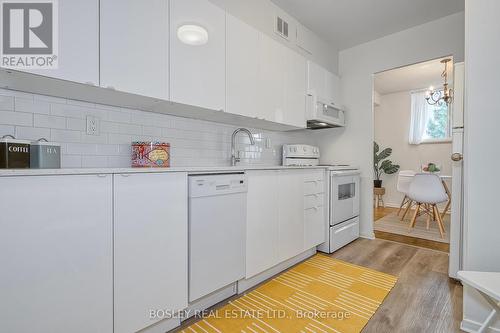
0, 89, 314, 168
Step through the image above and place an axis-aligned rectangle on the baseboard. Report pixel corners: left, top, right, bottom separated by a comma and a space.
182, 283, 237, 320
237, 248, 316, 294
140, 317, 180, 333
461, 318, 500, 332
360, 233, 375, 240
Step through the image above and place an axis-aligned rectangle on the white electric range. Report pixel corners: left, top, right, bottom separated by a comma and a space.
283, 144, 361, 253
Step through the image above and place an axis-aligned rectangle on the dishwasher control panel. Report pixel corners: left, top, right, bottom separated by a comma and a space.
189, 173, 247, 198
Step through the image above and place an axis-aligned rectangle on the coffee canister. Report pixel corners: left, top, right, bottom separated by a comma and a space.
131, 142, 170, 168
0, 135, 30, 169
30, 138, 61, 169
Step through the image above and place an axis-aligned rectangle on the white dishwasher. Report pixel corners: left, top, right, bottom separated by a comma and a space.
188, 173, 247, 302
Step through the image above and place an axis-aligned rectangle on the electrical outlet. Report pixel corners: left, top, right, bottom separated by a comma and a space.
86, 116, 100, 136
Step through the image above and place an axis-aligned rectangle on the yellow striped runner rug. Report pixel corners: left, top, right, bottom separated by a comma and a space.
180, 254, 397, 333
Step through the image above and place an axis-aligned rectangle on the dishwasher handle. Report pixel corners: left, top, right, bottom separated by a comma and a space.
189, 174, 248, 198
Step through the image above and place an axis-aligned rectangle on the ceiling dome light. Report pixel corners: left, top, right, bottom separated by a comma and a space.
177, 24, 208, 46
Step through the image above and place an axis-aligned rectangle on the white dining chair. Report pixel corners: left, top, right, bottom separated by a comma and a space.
407, 173, 448, 238
396, 170, 416, 220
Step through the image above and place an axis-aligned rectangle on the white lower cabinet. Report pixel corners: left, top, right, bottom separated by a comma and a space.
113, 172, 188, 333
246, 169, 326, 279
303, 171, 327, 249
0, 175, 113, 333
246, 170, 280, 278
278, 170, 305, 261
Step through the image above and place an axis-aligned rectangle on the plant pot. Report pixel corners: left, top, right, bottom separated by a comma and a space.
374, 180, 382, 188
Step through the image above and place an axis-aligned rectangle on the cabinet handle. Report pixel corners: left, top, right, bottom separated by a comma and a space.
120, 174, 131, 177
84, 81, 96, 86
96, 174, 108, 178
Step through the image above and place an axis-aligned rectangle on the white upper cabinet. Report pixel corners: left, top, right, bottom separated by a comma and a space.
100, 0, 169, 99
256, 33, 286, 122
307, 60, 341, 107
256, 33, 306, 128
325, 71, 341, 108
284, 50, 307, 128
307, 61, 326, 99
226, 14, 260, 119
170, 0, 225, 111
15, 0, 99, 85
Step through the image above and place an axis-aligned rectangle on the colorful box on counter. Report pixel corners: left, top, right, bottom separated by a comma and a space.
131, 142, 170, 168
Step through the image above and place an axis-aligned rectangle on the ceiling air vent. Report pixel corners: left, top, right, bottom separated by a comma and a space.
275, 15, 289, 40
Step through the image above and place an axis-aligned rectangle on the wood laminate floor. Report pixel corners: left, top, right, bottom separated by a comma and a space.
374, 207, 450, 252
175, 238, 463, 333
331, 238, 463, 332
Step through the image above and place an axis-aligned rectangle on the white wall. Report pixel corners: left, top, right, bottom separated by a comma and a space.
462, 0, 500, 331
374, 91, 452, 208
0, 89, 314, 168
208, 0, 338, 73
312, 12, 464, 238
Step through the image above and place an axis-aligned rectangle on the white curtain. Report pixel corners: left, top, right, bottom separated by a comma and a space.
409, 91, 431, 144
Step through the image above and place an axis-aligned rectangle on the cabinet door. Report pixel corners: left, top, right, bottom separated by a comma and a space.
325, 71, 341, 106
246, 170, 280, 278
303, 171, 326, 249
16, 0, 99, 85
113, 173, 188, 333
170, 0, 225, 111
257, 33, 286, 122
100, 0, 169, 99
226, 14, 259, 118
307, 60, 326, 98
0, 175, 113, 333
278, 170, 305, 261
284, 50, 306, 128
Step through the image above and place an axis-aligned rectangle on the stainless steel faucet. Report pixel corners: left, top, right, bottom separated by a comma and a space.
231, 128, 255, 166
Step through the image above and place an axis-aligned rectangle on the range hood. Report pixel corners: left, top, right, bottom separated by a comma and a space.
306, 119, 343, 130
306, 95, 346, 129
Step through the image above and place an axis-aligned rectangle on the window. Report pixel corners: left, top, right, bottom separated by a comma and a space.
409, 90, 451, 144
422, 98, 451, 142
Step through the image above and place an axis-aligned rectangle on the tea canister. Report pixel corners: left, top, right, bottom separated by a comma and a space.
131, 142, 170, 168
30, 138, 61, 169
0, 135, 30, 169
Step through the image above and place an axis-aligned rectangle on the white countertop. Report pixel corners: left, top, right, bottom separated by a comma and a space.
0, 165, 330, 177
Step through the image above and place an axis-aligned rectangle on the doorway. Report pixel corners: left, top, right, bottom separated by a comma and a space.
371, 56, 464, 271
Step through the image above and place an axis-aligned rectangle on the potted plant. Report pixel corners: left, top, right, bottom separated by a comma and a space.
422, 162, 441, 173
374, 141, 400, 188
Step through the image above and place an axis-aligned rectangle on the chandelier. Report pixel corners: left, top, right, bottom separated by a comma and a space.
425, 58, 453, 106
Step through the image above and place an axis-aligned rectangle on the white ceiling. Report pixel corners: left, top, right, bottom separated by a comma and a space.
374, 57, 452, 95
271, 0, 464, 50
